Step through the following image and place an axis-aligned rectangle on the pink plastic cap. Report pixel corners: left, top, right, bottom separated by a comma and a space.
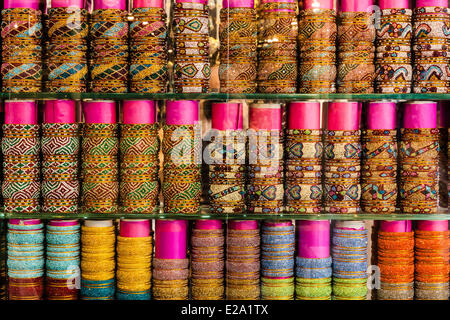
4, 101, 37, 124
83, 101, 116, 124
288, 102, 321, 129
296, 220, 330, 258
123, 100, 156, 124
379, 0, 409, 9
303, 0, 334, 9
416, 0, 448, 7
249, 104, 282, 130
327, 102, 359, 130
9, 219, 41, 225
228, 220, 258, 230
120, 219, 151, 237
155, 220, 188, 259
403, 102, 437, 129
223, 0, 254, 7
367, 102, 396, 130
133, 0, 164, 7
194, 220, 222, 230
339, 0, 373, 12
4, 0, 40, 9
43, 100, 76, 124
379, 220, 412, 232
417, 220, 448, 231
51, 0, 84, 8
211, 103, 243, 130
48, 220, 79, 226
166, 100, 199, 125
94, 0, 126, 9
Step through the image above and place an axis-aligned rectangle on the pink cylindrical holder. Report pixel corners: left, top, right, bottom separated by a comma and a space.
83, 101, 116, 124
132, 0, 164, 7
228, 220, 258, 230
288, 102, 321, 130
380, 220, 412, 232
439, 101, 450, 128
155, 220, 188, 259
51, 0, 84, 8
249, 104, 282, 130
43, 100, 76, 124
223, 0, 254, 7
379, 0, 409, 9
403, 102, 437, 129
120, 219, 151, 237
194, 220, 222, 230
326, 102, 359, 130
296, 220, 330, 258
48, 220, 79, 227
416, 0, 448, 7
9, 219, 41, 226
339, 0, 373, 12
367, 102, 396, 130
4, 0, 39, 9
123, 100, 156, 124
303, 0, 334, 9
211, 103, 243, 130
417, 220, 448, 231
94, 0, 126, 9
166, 100, 199, 125
4, 101, 38, 125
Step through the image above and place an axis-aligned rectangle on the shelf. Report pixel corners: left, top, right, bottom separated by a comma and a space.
3, 92, 450, 101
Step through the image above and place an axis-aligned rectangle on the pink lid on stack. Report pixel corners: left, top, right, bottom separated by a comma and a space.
223, 0, 254, 8
439, 102, 450, 128
83, 101, 116, 124
249, 104, 282, 130
9, 219, 41, 225
120, 219, 151, 237
51, 0, 84, 8
303, 0, 334, 9
379, 0, 409, 9
417, 220, 448, 231
94, 0, 126, 9
288, 102, 321, 129
339, 0, 373, 12
133, 0, 164, 7
4, 0, 40, 9
176, 0, 207, 3
5, 101, 38, 124
195, 220, 222, 230
43, 100, 76, 124
367, 102, 396, 130
327, 102, 359, 130
403, 102, 437, 129
211, 103, 243, 130
155, 220, 188, 259
229, 220, 258, 230
296, 220, 330, 258
380, 220, 412, 232
416, 0, 448, 7
264, 221, 292, 228
166, 100, 199, 125
123, 100, 156, 124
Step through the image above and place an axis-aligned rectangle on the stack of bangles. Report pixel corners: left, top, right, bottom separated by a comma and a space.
226, 221, 260, 300
218, 1, 257, 93
90, 8, 128, 93
332, 222, 369, 300
257, 0, 297, 93
1, 8, 42, 92
0, 221, 6, 300
129, 5, 168, 93
45, 220, 80, 300
80, 221, 115, 300
191, 220, 225, 300
45, 5, 88, 92
261, 221, 295, 300
152, 258, 189, 300
7, 219, 44, 300
173, 0, 210, 93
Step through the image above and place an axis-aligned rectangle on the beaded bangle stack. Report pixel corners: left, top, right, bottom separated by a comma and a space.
45, 6, 88, 92
129, 7, 168, 93
261, 221, 295, 300
90, 9, 129, 93
226, 221, 260, 300
173, 0, 211, 93
7, 220, 44, 300
1, 8, 42, 92
412, 6, 450, 93
153, 258, 189, 300
219, 5, 257, 93
46, 220, 80, 300
257, 0, 298, 93
80, 222, 115, 300
0, 221, 6, 300
375, 8, 413, 93
191, 220, 225, 300
298, 8, 337, 93
337, 11, 375, 93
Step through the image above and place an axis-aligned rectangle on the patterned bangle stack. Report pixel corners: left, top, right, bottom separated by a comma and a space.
337, 11, 375, 93
412, 6, 450, 93
1, 8, 42, 92
257, 0, 298, 93
298, 8, 337, 93
219, 5, 257, 93
375, 8, 412, 93
41, 122, 80, 214
324, 130, 361, 213
191, 221, 225, 300
399, 128, 439, 213
129, 7, 168, 93
0, 221, 6, 300
173, 0, 211, 93
153, 258, 190, 300
2, 123, 40, 214
332, 223, 369, 300
261, 221, 295, 300
81, 123, 119, 214
90, 9, 128, 93
80, 222, 115, 300
45, 6, 88, 92
7, 220, 44, 300
45, 220, 80, 300
226, 221, 260, 300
